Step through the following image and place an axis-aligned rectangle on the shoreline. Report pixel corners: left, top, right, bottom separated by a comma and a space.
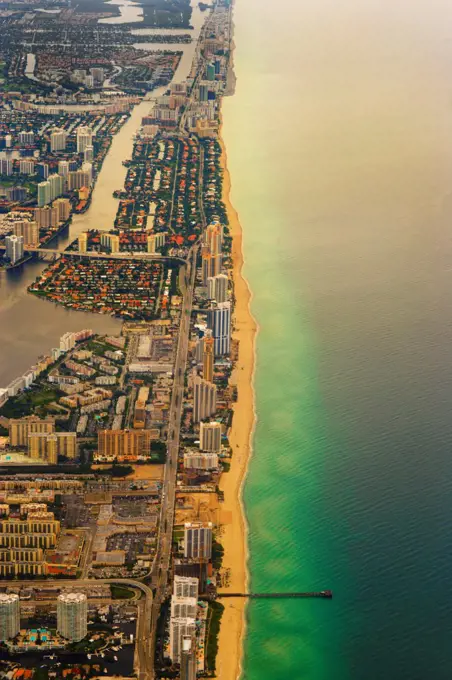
216, 117, 258, 680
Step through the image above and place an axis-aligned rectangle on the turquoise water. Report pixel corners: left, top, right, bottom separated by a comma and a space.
223, 0, 452, 677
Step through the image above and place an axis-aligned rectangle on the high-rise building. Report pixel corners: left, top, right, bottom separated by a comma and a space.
205, 222, 222, 254
28, 433, 54, 462
184, 522, 212, 560
50, 128, 68, 152
173, 575, 199, 599
53, 197, 71, 222
90, 67, 105, 83
5, 235, 24, 264
37, 181, 51, 207
199, 421, 221, 452
18, 131, 34, 145
57, 593, 88, 642
169, 617, 196, 664
195, 335, 204, 364
97, 429, 154, 461
207, 302, 231, 356
0, 594, 20, 641
180, 636, 196, 680
68, 169, 91, 191
48, 174, 64, 201
184, 452, 219, 470
170, 596, 197, 619
56, 432, 77, 459
208, 273, 228, 303
206, 62, 216, 81
84, 145, 94, 163
58, 160, 70, 178
0, 159, 13, 176
100, 233, 120, 253
19, 159, 35, 175
36, 162, 49, 180
193, 375, 217, 423
78, 232, 88, 253
9, 416, 55, 447
34, 206, 59, 228
13, 220, 39, 247
202, 251, 221, 285
81, 162, 93, 184
202, 333, 214, 382
76, 126, 93, 153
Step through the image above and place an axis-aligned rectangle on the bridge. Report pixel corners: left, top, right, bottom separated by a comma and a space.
0, 244, 186, 265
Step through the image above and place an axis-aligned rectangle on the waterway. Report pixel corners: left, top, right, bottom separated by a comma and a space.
0, 4, 206, 388
222, 0, 452, 678
98, 0, 144, 25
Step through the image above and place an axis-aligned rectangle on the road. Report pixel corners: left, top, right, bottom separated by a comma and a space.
0, 244, 186, 264
147, 244, 198, 677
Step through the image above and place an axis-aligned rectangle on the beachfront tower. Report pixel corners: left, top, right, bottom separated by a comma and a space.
184, 521, 212, 560
180, 635, 197, 680
193, 375, 217, 423
202, 333, 214, 382
207, 301, 231, 356
0, 593, 20, 641
199, 421, 221, 453
169, 617, 196, 664
57, 592, 88, 642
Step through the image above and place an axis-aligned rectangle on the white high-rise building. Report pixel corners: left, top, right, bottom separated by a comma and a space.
5, 234, 24, 264
193, 375, 217, 423
207, 273, 228, 303
184, 521, 212, 560
57, 592, 87, 642
60, 332, 76, 352
48, 173, 64, 201
38, 181, 51, 207
19, 159, 35, 175
170, 596, 197, 619
169, 617, 196, 664
50, 128, 68, 152
173, 575, 199, 600
76, 126, 93, 153
207, 301, 231, 356
58, 160, 70, 178
184, 452, 219, 470
18, 131, 34, 145
84, 145, 94, 163
200, 421, 222, 452
81, 162, 93, 184
0, 159, 13, 175
0, 593, 20, 641
180, 636, 196, 680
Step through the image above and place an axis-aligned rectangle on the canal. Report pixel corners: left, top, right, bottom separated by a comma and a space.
0, 2, 205, 386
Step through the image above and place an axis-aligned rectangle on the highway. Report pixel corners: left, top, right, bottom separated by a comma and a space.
147, 244, 199, 677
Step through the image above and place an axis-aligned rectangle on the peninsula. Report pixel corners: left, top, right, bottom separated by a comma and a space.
0, 0, 255, 678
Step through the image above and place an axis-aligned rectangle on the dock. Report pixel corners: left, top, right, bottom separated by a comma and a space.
216, 590, 333, 599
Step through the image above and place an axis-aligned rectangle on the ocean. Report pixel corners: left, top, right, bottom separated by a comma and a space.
222, 0, 452, 678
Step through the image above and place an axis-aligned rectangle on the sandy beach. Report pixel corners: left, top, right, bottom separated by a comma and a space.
216, 124, 257, 680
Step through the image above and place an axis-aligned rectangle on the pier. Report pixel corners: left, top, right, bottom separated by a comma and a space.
216, 590, 333, 599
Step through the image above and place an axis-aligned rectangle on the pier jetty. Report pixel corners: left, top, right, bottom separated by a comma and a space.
216, 590, 333, 599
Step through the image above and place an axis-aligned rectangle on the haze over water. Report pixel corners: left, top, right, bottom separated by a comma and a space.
223, 0, 452, 678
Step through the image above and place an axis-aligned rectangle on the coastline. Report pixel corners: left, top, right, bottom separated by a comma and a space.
216, 118, 258, 680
